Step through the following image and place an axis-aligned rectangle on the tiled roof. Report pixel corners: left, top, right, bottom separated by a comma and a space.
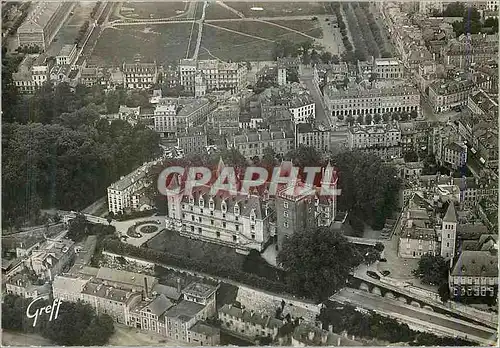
450, 250, 498, 277
96, 267, 157, 290
219, 304, 283, 329
189, 322, 220, 337
141, 294, 174, 316
182, 282, 217, 299
443, 202, 458, 223
165, 300, 205, 322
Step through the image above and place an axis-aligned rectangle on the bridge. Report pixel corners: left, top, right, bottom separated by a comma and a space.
348, 265, 498, 329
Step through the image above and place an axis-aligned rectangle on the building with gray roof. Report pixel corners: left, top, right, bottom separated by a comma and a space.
17, 2, 75, 51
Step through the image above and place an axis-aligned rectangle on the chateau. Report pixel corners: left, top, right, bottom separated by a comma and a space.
166, 160, 338, 253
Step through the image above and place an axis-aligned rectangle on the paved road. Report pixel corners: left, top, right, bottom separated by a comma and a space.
300, 68, 330, 127
332, 288, 497, 344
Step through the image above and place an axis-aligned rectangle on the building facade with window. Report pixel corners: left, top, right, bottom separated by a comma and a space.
325, 85, 420, 119
227, 130, 294, 159
165, 167, 274, 252
347, 123, 402, 160
123, 62, 158, 89
12, 54, 50, 94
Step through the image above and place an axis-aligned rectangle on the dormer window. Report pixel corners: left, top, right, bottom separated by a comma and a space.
221, 200, 227, 213
250, 209, 256, 222
199, 196, 204, 208
189, 196, 194, 205
234, 203, 240, 216
209, 197, 214, 210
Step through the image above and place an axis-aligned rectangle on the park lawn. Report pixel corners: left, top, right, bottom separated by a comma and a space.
227, 2, 328, 17
145, 229, 246, 270
120, 2, 188, 19
90, 24, 193, 66
66, 2, 95, 26
268, 19, 323, 38
200, 26, 276, 61
205, 2, 241, 20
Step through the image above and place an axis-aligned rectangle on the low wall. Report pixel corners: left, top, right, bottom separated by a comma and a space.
236, 285, 320, 322
101, 251, 320, 322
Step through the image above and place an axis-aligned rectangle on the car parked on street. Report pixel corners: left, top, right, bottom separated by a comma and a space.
366, 271, 380, 280
381, 270, 391, 276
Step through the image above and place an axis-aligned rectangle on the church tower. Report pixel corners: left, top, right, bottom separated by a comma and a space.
440, 202, 457, 260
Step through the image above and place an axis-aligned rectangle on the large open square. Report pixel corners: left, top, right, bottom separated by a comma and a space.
90, 24, 194, 66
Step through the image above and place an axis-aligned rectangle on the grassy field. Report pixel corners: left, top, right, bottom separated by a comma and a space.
227, 2, 329, 17
90, 24, 193, 66
205, 2, 241, 20
268, 19, 323, 38
120, 2, 189, 19
146, 229, 246, 270
211, 20, 313, 40
199, 25, 276, 61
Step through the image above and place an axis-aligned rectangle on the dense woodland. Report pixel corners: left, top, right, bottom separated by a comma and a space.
2, 52, 161, 228
2, 294, 115, 346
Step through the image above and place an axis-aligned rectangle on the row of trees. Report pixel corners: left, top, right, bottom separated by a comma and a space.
2, 294, 115, 346
330, 3, 354, 57
318, 301, 476, 345
352, 3, 380, 58
437, 3, 498, 36
342, 3, 368, 62
340, 110, 418, 125
358, 3, 392, 58
90, 1, 102, 19
75, 20, 90, 47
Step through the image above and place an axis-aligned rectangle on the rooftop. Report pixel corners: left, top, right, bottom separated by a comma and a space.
96, 267, 157, 290
450, 250, 498, 277
58, 44, 76, 57
182, 282, 217, 299
164, 300, 205, 322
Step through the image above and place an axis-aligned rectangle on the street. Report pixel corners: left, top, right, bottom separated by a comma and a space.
300, 67, 331, 127
331, 288, 497, 345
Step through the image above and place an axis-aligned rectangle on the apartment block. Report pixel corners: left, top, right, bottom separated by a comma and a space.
12, 54, 50, 94
123, 61, 158, 89
178, 59, 247, 95
428, 79, 475, 113
17, 1, 75, 51
227, 130, 294, 159
347, 123, 402, 160
325, 85, 420, 119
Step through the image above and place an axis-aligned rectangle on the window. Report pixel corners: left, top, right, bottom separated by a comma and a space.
251, 234, 255, 239
233, 235, 237, 242
192, 215, 195, 221
223, 222, 226, 228
221, 201, 227, 213
199, 197, 204, 207
235, 225, 239, 231
209, 198, 214, 210
216, 232, 220, 238
211, 220, 214, 225
234, 204, 240, 215
283, 201, 289, 209
284, 211, 289, 218
284, 221, 289, 228
198, 227, 202, 233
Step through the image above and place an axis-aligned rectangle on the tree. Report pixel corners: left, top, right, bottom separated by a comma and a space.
410, 109, 418, 119
262, 146, 277, 167
320, 51, 333, 64
375, 242, 385, 252
382, 113, 390, 122
438, 283, 451, 303
331, 151, 401, 229
346, 115, 355, 126
365, 114, 373, 125
278, 227, 361, 301
285, 145, 322, 168
356, 114, 364, 124
412, 254, 449, 286
373, 114, 381, 123
404, 150, 419, 163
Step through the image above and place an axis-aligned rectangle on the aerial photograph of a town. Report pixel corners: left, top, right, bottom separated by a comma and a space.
0, 0, 498, 346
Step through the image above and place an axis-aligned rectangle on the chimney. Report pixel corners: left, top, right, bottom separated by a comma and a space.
308, 331, 315, 341
144, 277, 148, 298
321, 333, 328, 344
177, 278, 181, 293
337, 337, 341, 346
328, 324, 333, 333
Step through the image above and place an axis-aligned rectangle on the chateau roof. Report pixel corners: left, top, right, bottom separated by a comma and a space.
450, 250, 497, 277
